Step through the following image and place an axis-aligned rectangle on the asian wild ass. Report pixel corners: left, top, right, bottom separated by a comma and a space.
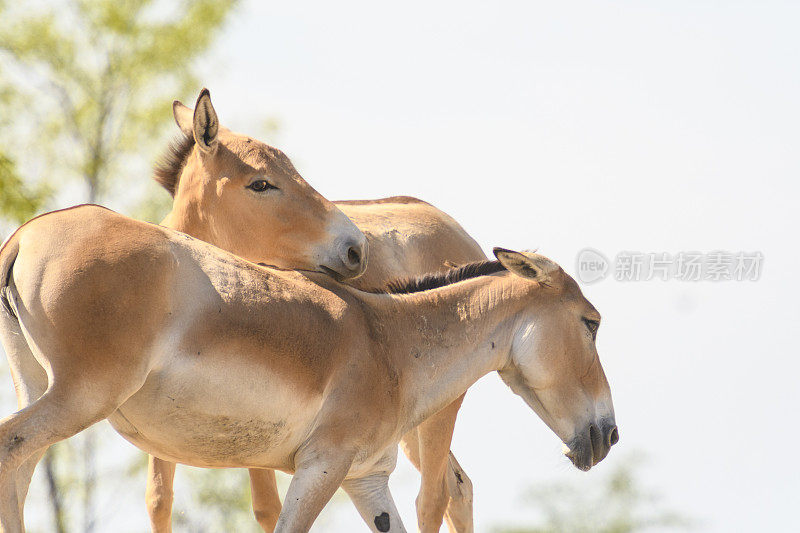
153, 90, 485, 532
0, 205, 617, 532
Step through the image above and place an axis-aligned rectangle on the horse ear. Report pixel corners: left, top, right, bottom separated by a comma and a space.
192, 88, 219, 154
173, 100, 194, 137
493, 247, 557, 283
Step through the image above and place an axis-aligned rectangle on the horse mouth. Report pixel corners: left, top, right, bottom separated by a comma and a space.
565, 447, 595, 472
318, 265, 346, 282
564, 423, 618, 472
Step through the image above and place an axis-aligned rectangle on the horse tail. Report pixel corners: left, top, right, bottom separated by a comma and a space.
0, 229, 20, 319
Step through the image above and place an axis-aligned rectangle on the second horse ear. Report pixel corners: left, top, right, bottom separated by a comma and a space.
192, 88, 219, 153
493, 247, 559, 284
172, 100, 194, 137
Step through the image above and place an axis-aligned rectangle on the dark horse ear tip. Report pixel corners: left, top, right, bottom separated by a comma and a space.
172, 100, 188, 113
493, 246, 515, 257
196, 88, 212, 104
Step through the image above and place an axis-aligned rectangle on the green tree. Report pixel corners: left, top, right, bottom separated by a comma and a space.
0, 1, 239, 530
495, 455, 694, 533
0, 0, 237, 205
174, 468, 262, 533
0, 151, 47, 224
0, 67, 48, 224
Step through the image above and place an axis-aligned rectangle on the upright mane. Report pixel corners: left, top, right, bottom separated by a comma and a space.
376, 260, 507, 294
153, 133, 195, 197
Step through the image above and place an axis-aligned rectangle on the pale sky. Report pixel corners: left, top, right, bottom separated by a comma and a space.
11, 1, 800, 531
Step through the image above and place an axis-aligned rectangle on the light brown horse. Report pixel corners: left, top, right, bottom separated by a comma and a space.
150, 90, 485, 532
0, 205, 617, 532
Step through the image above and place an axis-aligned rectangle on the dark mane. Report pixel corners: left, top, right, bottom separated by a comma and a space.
375, 260, 507, 295
153, 133, 195, 197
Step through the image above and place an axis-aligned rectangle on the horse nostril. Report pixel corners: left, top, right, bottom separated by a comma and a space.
347, 246, 361, 267
607, 426, 619, 447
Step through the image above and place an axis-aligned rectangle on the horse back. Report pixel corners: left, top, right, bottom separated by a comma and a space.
336, 197, 486, 290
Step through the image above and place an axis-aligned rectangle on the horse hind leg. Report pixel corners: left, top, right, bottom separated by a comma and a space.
248, 468, 282, 532
0, 319, 149, 531
146, 456, 177, 533
0, 381, 127, 533
0, 309, 49, 522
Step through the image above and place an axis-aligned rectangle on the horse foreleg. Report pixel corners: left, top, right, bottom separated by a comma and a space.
410, 393, 472, 533
343, 473, 407, 533
273, 447, 353, 533
146, 456, 176, 533
249, 468, 282, 532
443, 451, 473, 533
399, 427, 421, 471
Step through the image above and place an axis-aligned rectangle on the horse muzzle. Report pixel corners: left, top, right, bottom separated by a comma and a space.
565, 418, 619, 471
319, 235, 368, 280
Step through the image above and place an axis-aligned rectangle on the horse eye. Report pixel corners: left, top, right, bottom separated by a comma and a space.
583, 318, 600, 340
247, 179, 278, 192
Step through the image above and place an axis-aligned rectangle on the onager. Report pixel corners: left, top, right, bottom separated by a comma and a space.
0, 205, 617, 532
151, 89, 485, 532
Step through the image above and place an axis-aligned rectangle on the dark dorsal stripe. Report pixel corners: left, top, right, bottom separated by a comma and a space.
153, 133, 195, 197
376, 260, 507, 294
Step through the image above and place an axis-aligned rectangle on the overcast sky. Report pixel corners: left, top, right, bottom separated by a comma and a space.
14, 1, 800, 531
186, 3, 798, 530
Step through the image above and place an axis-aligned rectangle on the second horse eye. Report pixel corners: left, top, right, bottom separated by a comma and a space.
249, 180, 275, 192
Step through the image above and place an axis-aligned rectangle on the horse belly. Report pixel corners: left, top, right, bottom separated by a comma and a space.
108, 353, 320, 470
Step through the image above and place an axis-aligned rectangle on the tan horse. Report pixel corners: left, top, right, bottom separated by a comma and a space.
0, 205, 617, 533
155, 90, 367, 281
151, 90, 485, 532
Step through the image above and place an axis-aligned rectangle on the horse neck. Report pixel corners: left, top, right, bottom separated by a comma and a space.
371, 274, 533, 432
160, 170, 216, 243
